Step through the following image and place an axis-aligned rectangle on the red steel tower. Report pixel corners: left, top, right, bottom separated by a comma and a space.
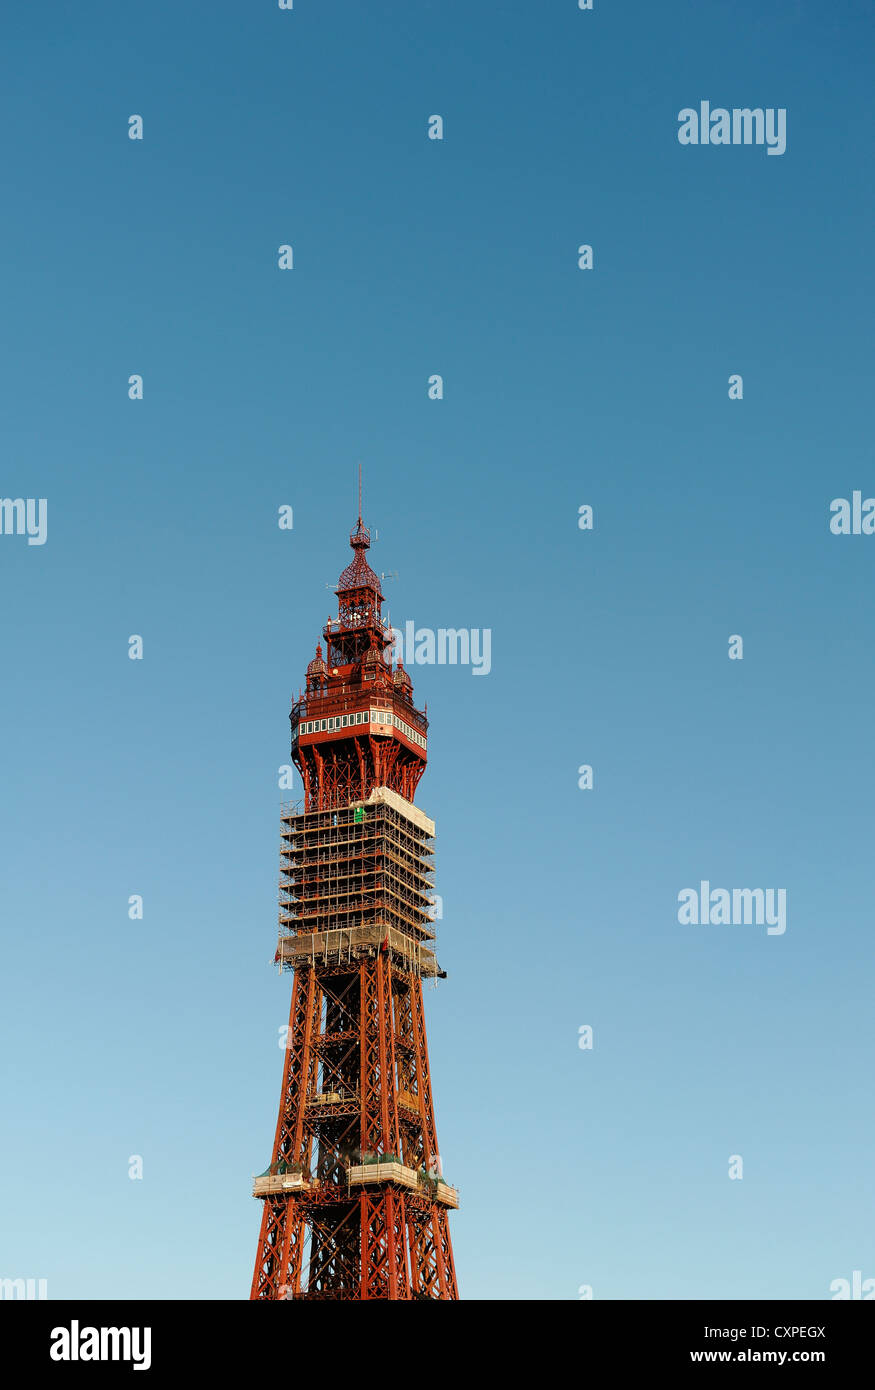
250, 513, 458, 1300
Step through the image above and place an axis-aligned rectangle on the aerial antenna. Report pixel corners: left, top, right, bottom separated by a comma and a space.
359, 462, 380, 538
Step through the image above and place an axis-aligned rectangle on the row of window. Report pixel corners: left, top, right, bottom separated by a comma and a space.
393, 712, 426, 749
296, 709, 426, 749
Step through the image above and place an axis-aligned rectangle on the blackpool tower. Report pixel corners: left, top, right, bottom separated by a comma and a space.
250, 511, 458, 1300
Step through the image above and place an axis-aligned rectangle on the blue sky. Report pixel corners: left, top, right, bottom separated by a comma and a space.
1, 0, 872, 1300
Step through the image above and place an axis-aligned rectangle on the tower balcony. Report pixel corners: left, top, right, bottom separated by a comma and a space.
322, 614, 394, 642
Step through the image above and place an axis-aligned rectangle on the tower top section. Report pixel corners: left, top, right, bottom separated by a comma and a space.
290, 509, 428, 811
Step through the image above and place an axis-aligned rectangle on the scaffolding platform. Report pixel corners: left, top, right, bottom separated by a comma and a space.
252, 1172, 311, 1198
346, 1162, 459, 1208
277, 923, 439, 977
347, 1160, 418, 1191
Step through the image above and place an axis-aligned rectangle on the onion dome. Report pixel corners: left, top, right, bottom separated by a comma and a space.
337, 517, 384, 602
393, 661, 413, 693
306, 643, 327, 680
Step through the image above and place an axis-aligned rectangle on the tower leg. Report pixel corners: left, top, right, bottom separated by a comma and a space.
250, 968, 320, 1300
360, 1190, 411, 1300
251, 1196, 306, 1300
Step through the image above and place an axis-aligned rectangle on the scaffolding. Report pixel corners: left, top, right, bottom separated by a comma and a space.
347, 1162, 459, 1208
276, 786, 441, 978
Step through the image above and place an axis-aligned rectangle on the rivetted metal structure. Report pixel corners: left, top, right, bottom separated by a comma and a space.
250, 513, 458, 1301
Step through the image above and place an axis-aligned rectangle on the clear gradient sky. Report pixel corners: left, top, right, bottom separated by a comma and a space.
1, 0, 873, 1300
